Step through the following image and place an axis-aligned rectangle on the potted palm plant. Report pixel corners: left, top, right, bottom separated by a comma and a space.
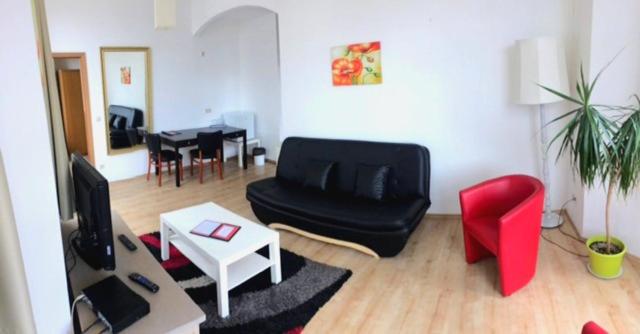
541, 64, 640, 279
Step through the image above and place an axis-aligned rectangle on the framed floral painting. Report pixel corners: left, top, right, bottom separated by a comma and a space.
331, 41, 382, 86
120, 66, 131, 85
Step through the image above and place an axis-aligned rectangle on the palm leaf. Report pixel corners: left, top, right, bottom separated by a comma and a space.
588, 49, 623, 97
615, 109, 640, 196
538, 84, 583, 105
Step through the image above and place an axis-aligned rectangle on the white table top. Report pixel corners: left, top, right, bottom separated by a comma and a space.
160, 202, 278, 264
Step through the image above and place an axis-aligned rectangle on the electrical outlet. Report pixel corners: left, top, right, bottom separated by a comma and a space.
205, 108, 212, 114
99, 164, 105, 170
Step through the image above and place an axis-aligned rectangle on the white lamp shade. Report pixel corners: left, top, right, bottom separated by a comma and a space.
517, 37, 569, 105
154, 0, 176, 29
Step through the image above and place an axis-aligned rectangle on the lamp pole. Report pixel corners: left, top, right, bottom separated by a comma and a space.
539, 104, 562, 228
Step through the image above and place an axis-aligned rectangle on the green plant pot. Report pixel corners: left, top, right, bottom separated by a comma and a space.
586, 235, 627, 279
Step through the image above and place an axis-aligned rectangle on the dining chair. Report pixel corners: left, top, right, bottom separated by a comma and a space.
145, 133, 183, 187
190, 131, 223, 183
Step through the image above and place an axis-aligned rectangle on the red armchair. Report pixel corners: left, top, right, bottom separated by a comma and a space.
582, 321, 608, 334
459, 175, 545, 296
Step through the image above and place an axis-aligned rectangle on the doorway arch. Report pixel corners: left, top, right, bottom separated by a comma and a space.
191, 0, 278, 36
195, 4, 283, 162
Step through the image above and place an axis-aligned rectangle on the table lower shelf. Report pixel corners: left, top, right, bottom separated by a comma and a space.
227, 253, 272, 289
169, 236, 273, 290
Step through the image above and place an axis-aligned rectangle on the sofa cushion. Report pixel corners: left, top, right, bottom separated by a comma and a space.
354, 164, 390, 201
303, 160, 335, 191
247, 178, 426, 232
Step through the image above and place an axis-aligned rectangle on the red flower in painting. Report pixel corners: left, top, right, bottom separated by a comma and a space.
332, 58, 363, 86
347, 42, 381, 54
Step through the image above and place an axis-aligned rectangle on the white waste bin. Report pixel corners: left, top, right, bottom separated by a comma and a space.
253, 147, 266, 166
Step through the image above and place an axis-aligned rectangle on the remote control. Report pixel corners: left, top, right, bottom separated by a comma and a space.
118, 234, 137, 251
128, 273, 159, 293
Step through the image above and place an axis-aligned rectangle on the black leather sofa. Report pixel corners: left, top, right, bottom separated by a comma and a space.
108, 105, 143, 149
246, 137, 431, 257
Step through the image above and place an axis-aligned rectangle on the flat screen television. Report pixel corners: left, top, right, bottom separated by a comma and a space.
71, 153, 115, 270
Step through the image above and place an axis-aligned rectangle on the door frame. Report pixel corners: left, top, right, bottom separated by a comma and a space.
52, 52, 95, 165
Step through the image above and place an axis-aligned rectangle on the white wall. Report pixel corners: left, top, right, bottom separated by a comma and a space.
46, 0, 203, 181
50, 0, 581, 211
195, 7, 281, 161
196, 13, 244, 123
0, 155, 36, 334
564, 0, 594, 234
572, 0, 640, 255
275, 0, 577, 213
0, 1, 71, 332
191, 0, 277, 35
47, 0, 282, 179
237, 11, 281, 160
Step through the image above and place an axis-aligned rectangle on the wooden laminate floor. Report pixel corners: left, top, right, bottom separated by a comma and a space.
110, 162, 640, 333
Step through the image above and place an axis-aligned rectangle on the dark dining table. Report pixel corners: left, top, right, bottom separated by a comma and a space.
159, 125, 247, 187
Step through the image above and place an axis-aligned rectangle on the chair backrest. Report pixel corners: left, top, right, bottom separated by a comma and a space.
474, 175, 544, 219
498, 176, 543, 217
197, 131, 223, 156
145, 133, 161, 156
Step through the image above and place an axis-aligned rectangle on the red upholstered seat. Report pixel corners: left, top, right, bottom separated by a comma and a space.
463, 217, 499, 254
459, 175, 545, 296
582, 321, 608, 334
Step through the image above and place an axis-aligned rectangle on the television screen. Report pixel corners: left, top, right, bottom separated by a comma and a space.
70, 153, 115, 271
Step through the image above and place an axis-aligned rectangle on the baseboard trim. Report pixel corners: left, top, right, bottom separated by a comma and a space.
560, 209, 640, 262
425, 213, 460, 220
559, 209, 584, 241
268, 223, 380, 259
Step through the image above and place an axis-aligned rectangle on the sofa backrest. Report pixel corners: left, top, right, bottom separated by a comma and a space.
109, 105, 143, 129
276, 137, 430, 201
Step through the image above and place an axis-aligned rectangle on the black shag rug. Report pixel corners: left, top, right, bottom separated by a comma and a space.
140, 232, 351, 334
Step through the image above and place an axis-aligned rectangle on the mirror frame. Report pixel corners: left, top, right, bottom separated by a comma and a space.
100, 46, 153, 155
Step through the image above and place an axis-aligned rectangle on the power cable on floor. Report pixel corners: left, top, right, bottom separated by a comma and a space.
540, 198, 588, 258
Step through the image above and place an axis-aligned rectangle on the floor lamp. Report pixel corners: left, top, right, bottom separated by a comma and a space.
516, 37, 569, 229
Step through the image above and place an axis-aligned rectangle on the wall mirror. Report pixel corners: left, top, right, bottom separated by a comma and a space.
100, 47, 152, 154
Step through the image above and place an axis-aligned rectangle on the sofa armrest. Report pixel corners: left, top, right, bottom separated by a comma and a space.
125, 128, 140, 146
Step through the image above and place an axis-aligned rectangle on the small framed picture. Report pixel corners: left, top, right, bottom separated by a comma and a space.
190, 220, 240, 241
211, 224, 241, 241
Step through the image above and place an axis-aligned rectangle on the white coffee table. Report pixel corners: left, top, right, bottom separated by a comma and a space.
160, 202, 281, 318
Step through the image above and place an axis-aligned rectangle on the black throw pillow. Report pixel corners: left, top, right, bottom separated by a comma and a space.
113, 116, 126, 130
109, 114, 117, 127
354, 164, 390, 201
303, 160, 335, 191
